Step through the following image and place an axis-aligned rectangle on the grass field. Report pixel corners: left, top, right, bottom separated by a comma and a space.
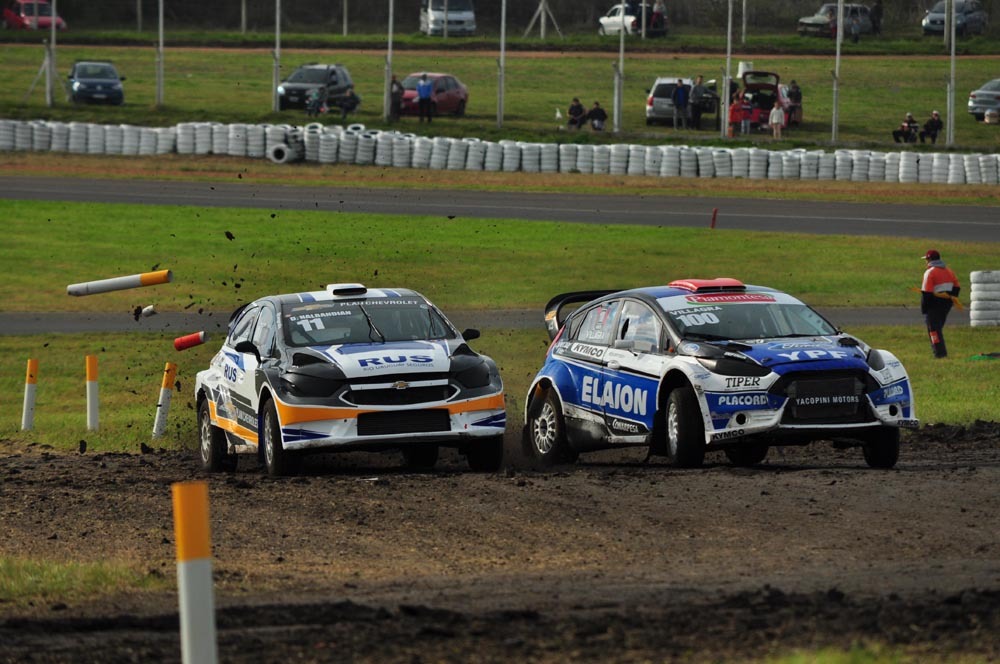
2, 198, 999, 451
2, 43, 1000, 149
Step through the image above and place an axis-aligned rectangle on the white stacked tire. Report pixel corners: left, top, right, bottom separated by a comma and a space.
446, 137, 469, 170
923, 153, 940, 183
834, 150, 853, 181
247, 124, 267, 158
712, 149, 733, 178
412, 137, 433, 168
695, 147, 714, 178
964, 154, 982, 184
375, 132, 395, 167
851, 151, 869, 182
265, 125, 287, 155
176, 122, 197, 154
483, 141, 503, 171
898, 152, 919, 183
429, 137, 450, 170
947, 154, 966, 184
87, 124, 106, 155
355, 133, 377, 165
644, 146, 663, 176
884, 152, 901, 183
211, 123, 229, 155
121, 124, 140, 155
748, 148, 768, 179
30, 121, 51, 152
868, 151, 886, 181
980, 155, 999, 185
593, 145, 611, 174
319, 132, 340, 164
661, 146, 681, 177
766, 151, 783, 180
339, 130, 359, 163
195, 122, 213, 155
156, 128, 176, 155
0, 120, 15, 151
521, 142, 541, 173
501, 140, 521, 172
731, 148, 750, 179
14, 121, 32, 151
104, 124, 123, 155
627, 145, 646, 176
50, 122, 69, 152
575, 144, 594, 174
464, 139, 485, 171
559, 144, 578, 173
970, 271, 1000, 327
800, 151, 820, 180
609, 144, 629, 175
540, 143, 559, 173
781, 151, 801, 180
679, 147, 698, 178
393, 135, 413, 169
303, 125, 322, 162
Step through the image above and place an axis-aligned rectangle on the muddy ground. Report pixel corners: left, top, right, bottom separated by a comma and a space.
1, 423, 999, 663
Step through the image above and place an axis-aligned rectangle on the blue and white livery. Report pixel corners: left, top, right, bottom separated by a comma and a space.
524, 278, 916, 469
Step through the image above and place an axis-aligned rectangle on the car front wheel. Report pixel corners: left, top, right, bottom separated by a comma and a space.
724, 443, 769, 467
403, 444, 438, 470
262, 398, 298, 476
455, 100, 466, 117
525, 390, 577, 466
466, 436, 503, 472
862, 427, 900, 469
666, 386, 705, 468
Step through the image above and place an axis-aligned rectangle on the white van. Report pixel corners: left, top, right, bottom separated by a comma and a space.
420, 0, 476, 36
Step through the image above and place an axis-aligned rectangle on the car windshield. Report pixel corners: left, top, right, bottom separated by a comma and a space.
652, 83, 678, 97
282, 299, 456, 347
658, 295, 837, 341
402, 75, 433, 90
982, 79, 1000, 91
429, 0, 473, 10
287, 68, 328, 84
23, 2, 53, 16
930, 0, 968, 11
77, 64, 117, 79
815, 4, 836, 16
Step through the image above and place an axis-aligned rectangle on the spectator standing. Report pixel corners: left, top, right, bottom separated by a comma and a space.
768, 100, 785, 140
389, 75, 403, 122
567, 97, 586, 129
892, 113, 919, 143
920, 249, 961, 358
740, 93, 752, 134
727, 93, 742, 137
920, 110, 943, 144
871, 0, 883, 36
588, 101, 608, 131
416, 73, 434, 123
689, 75, 707, 130
671, 79, 688, 130
787, 80, 803, 125
850, 15, 861, 43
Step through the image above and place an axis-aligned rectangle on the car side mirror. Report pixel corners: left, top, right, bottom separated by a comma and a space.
613, 339, 636, 351
462, 328, 481, 341
234, 340, 261, 362
119, 76, 126, 81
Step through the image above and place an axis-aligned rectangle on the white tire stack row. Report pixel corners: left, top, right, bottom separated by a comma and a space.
970, 271, 1000, 327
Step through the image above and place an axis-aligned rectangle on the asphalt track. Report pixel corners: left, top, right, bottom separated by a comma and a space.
3, 175, 1000, 241
0, 175, 985, 331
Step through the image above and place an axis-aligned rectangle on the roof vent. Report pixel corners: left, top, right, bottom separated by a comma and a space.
668, 278, 746, 293
326, 283, 368, 297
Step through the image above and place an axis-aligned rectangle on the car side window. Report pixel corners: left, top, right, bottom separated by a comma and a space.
618, 301, 662, 354
228, 306, 260, 347
251, 305, 277, 357
575, 301, 621, 346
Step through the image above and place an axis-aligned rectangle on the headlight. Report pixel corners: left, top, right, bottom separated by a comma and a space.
72, 82, 82, 91
277, 85, 286, 95
696, 356, 770, 377
453, 359, 491, 389
281, 363, 346, 397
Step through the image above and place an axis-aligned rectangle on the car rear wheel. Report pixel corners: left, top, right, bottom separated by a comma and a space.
199, 399, 237, 472
466, 436, 503, 472
666, 386, 705, 468
525, 391, 577, 466
262, 398, 299, 477
403, 444, 438, 470
862, 427, 900, 469
455, 100, 466, 117
724, 443, 769, 467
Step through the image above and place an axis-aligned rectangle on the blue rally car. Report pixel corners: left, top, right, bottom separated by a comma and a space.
195, 283, 506, 476
523, 278, 917, 469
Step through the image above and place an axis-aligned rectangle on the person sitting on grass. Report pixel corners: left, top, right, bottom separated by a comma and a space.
587, 101, 608, 131
892, 112, 919, 143
920, 110, 943, 144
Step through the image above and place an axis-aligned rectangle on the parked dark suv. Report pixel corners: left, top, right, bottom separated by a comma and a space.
276, 63, 355, 111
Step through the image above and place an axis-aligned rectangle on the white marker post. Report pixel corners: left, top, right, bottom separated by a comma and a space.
152, 362, 178, 438
172, 481, 219, 664
21, 358, 39, 431
67, 269, 173, 296
85, 355, 99, 431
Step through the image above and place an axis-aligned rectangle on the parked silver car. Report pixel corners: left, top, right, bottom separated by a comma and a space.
922, 0, 988, 36
798, 3, 872, 37
968, 78, 1000, 121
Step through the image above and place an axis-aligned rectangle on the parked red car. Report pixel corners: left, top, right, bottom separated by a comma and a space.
2, 0, 66, 30
741, 71, 792, 128
400, 72, 469, 117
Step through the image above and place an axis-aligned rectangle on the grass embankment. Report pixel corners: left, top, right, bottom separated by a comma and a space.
2, 201, 998, 451
2, 44, 1000, 150
0, 556, 165, 605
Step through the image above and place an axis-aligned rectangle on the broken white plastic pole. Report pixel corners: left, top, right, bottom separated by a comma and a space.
172, 481, 219, 664
21, 358, 38, 431
85, 354, 98, 431
67, 269, 173, 296
152, 362, 178, 439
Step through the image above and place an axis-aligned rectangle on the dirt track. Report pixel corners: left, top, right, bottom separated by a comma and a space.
1, 423, 999, 662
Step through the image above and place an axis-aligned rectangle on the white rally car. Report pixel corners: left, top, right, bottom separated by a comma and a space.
195, 284, 506, 476
524, 278, 917, 469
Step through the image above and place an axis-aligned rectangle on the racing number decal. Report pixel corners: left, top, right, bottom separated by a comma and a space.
676, 312, 720, 327
297, 318, 326, 333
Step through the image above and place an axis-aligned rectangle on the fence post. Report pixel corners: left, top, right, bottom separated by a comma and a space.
85, 355, 98, 431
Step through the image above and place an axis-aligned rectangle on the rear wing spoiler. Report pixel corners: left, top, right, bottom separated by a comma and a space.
543, 290, 616, 340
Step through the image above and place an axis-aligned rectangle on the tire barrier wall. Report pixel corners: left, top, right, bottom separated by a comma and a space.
2, 118, 999, 185
970, 271, 1000, 328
